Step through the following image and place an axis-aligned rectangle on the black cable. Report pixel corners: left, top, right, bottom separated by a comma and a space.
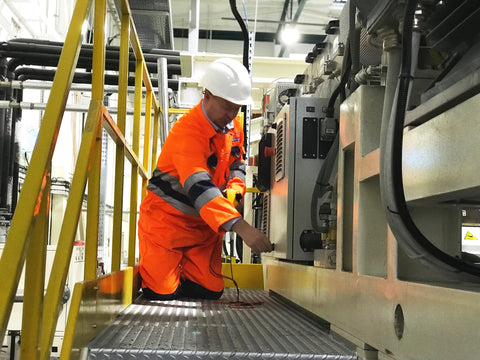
229, 0, 250, 161
311, 1, 354, 231
210, 236, 240, 302
384, 0, 480, 277
326, 37, 352, 117
228, 0, 249, 71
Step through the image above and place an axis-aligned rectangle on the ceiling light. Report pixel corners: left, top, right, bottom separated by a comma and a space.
281, 26, 299, 44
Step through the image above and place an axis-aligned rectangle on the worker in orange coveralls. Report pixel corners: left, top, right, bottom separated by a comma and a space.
138, 58, 273, 300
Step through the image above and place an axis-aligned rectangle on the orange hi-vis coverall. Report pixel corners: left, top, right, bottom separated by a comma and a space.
138, 100, 246, 297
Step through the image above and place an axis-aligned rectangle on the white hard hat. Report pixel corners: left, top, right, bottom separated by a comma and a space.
199, 58, 253, 106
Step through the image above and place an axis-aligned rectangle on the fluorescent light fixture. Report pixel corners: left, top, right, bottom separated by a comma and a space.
281, 26, 299, 44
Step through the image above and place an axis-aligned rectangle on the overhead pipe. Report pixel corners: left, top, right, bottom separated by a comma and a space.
2, 50, 181, 79
0, 79, 176, 94
2, 39, 181, 65
13, 67, 179, 91
0, 100, 158, 116
6, 38, 181, 62
0, 40, 182, 79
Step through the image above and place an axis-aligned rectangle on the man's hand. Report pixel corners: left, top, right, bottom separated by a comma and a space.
231, 219, 273, 253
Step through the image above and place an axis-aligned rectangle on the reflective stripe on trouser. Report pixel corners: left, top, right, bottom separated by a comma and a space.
138, 193, 224, 295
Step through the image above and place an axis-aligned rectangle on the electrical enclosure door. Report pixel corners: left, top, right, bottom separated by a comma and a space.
269, 97, 328, 261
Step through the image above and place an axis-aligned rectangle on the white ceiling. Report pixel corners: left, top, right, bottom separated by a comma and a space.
170, 0, 344, 40
0, 0, 345, 56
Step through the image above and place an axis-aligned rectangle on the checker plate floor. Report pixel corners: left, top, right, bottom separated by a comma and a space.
86, 288, 356, 359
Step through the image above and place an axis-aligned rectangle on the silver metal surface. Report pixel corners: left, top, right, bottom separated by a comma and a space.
269, 97, 330, 261
158, 57, 170, 143
405, 67, 480, 127
86, 289, 356, 359
264, 257, 480, 360
263, 85, 480, 360
403, 92, 480, 204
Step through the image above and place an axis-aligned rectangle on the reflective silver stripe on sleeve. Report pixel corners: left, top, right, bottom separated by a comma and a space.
147, 168, 200, 216
228, 160, 246, 182
195, 187, 223, 209
184, 171, 223, 210
184, 171, 212, 193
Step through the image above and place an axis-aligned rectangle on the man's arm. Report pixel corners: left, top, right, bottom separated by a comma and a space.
231, 219, 273, 253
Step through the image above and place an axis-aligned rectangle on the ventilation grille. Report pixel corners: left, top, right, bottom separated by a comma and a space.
275, 118, 285, 182
129, 0, 174, 50
261, 192, 270, 237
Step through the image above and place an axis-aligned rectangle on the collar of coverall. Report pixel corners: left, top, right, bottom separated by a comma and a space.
201, 99, 235, 134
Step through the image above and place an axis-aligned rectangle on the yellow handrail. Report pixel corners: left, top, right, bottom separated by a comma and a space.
40, 100, 103, 360
84, 0, 106, 282
111, 11, 130, 273
21, 172, 50, 359
0, 0, 92, 350
0, 0, 168, 357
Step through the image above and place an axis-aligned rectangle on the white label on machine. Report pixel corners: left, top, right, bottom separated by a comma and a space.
462, 226, 480, 255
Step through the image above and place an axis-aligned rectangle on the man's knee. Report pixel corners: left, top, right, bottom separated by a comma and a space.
180, 279, 224, 300
142, 286, 182, 300
142, 280, 223, 301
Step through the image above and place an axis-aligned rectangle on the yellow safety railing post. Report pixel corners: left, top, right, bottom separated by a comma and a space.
111, 12, 130, 273
59, 282, 83, 360
40, 101, 103, 360
85, 0, 107, 281
21, 171, 50, 359
0, 0, 91, 343
128, 59, 143, 268
122, 267, 134, 306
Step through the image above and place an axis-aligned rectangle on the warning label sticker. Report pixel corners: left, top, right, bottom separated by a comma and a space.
464, 231, 478, 240
463, 227, 480, 255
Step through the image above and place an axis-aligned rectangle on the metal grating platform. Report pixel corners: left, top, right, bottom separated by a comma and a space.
86, 289, 356, 359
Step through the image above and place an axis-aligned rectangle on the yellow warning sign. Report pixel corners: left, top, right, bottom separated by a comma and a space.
464, 231, 478, 240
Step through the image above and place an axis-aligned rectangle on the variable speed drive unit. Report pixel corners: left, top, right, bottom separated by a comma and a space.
266, 97, 334, 261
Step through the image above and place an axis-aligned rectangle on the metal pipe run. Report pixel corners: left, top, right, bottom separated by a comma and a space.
0, 78, 177, 94
2, 39, 181, 64
12, 67, 179, 91
0, 100, 155, 116
1, 42, 181, 77
4, 52, 181, 78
